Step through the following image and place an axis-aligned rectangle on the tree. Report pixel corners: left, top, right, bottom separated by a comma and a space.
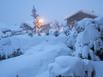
31, 5, 39, 19
40, 23, 50, 35
20, 22, 34, 36
31, 5, 50, 35
31, 5, 43, 35
50, 20, 61, 36
53, 20, 60, 31
20, 23, 33, 31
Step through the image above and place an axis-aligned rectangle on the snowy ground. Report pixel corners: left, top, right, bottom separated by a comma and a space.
0, 34, 103, 77
0, 17, 103, 77
0, 34, 71, 77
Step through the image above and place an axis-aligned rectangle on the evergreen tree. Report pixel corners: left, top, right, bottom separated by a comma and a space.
31, 5, 39, 19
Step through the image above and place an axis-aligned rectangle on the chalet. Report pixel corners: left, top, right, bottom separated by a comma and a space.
65, 11, 97, 27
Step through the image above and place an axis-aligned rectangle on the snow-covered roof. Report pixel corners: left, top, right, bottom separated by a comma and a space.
65, 10, 97, 20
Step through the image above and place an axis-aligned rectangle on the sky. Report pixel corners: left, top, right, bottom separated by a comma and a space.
0, 0, 103, 26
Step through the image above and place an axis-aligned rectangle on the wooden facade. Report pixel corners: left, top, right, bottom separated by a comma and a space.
65, 11, 97, 27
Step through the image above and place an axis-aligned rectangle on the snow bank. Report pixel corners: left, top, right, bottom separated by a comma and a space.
0, 44, 69, 77
0, 34, 70, 77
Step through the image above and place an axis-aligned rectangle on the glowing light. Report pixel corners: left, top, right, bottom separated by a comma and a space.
38, 18, 44, 24
35, 16, 45, 28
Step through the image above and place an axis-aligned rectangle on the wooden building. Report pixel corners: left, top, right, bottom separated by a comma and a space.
65, 11, 97, 27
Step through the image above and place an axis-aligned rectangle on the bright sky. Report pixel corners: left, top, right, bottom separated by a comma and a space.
0, 0, 103, 25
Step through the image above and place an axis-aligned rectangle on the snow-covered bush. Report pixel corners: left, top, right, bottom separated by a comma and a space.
0, 54, 6, 60
75, 18, 95, 33
49, 21, 63, 37
49, 56, 95, 77
20, 23, 33, 32
66, 28, 77, 50
0, 36, 25, 61
63, 25, 71, 36
0, 29, 13, 38
20, 22, 36, 37
0, 48, 23, 61
66, 17, 103, 61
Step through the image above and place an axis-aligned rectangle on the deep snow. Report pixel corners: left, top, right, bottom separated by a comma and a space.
0, 34, 70, 77
0, 17, 103, 77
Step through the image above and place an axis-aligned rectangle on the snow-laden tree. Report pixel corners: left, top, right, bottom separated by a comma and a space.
20, 22, 34, 37
31, 5, 39, 19
63, 25, 71, 36
39, 23, 51, 35
31, 6, 50, 35
66, 17, 103, 61
20, 23, 33, 31
49, 20, 62, 36
31, 5, 40, 35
